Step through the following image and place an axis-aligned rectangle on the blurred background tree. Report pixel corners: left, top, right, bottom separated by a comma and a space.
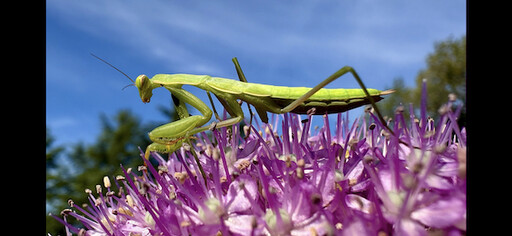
378, 35, 466, 127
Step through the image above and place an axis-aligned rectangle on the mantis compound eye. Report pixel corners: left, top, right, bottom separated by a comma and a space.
135, 74, 148, 89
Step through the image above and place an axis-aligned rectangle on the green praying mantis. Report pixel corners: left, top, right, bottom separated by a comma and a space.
92, 55, 394, 159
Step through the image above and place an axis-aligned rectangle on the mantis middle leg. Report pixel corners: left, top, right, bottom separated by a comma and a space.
232, 57, 257, 127
185, 92, 245, 135
205, 57, 251, 122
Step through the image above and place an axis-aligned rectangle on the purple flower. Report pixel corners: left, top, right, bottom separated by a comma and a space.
51, 82, 466, 235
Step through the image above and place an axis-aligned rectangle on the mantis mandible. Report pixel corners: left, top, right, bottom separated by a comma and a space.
93, 55, 393, 159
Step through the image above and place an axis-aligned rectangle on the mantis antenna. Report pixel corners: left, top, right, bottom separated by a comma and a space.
90, 53, 135, 89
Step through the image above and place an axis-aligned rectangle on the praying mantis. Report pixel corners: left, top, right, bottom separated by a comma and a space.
92, 55, 393, 159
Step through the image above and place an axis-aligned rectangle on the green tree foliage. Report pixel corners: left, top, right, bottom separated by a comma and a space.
413, 35, 466, 116
378, 77, 412, 119
379, 35, 466, 126
46, 127, 65, 168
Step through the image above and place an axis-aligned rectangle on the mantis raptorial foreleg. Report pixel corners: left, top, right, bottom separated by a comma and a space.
171, 93, 190, 119
145, 86, 245, 158
144, 87, 211, 158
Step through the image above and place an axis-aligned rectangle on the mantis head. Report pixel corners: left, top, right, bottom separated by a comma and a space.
135, 74, 154, 103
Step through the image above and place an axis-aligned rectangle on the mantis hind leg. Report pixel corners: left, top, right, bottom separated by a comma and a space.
206, 91, 223, 121
280, 66, 390, 132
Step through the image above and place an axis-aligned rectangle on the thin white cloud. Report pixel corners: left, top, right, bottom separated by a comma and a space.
47, 0, 465, 75
47, 116, 78, 129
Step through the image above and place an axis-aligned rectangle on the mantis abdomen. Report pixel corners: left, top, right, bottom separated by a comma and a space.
152, 74, 392, 114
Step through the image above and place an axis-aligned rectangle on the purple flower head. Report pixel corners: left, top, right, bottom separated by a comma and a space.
52, 82, 466, 235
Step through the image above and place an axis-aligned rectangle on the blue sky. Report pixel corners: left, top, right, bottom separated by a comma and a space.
46, 0, 466, 148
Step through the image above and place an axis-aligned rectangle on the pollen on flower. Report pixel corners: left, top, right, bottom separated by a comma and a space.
180, 220, 191, 227
174, 171, 189, 184
103, 176, 111, 188
51, 82, 466, 235
237, 159, 251, 171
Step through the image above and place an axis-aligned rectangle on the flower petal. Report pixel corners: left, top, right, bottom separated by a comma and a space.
225, 174, 258, 214
411, 197, 465, 228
